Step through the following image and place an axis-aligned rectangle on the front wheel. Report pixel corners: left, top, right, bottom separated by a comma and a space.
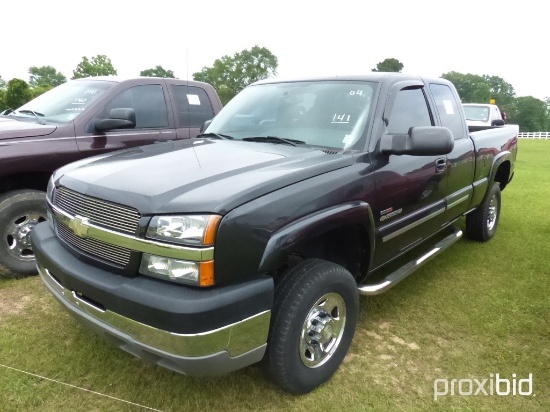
465, 182, 501, 242
263, 259, 359, 394
0, 190, 48, 279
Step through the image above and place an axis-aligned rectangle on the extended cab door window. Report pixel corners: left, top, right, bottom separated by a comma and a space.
171, 85, 215, 137
429, 84, 465, 140
430, 83, 475, 222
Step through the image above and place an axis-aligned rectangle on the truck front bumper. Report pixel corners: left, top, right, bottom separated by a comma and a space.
32, 222, 273, 377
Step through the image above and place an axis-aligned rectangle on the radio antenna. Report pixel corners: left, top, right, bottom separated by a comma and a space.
186, 48, 189, 84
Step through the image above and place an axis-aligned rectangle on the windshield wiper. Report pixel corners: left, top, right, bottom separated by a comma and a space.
196, 132, 234, 140
15, 109, 46, 124
242, 136, 305, 146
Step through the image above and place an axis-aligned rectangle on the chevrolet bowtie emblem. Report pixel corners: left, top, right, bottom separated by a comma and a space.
69, 216, 90, 238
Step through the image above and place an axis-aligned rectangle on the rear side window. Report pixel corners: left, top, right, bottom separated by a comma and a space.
430, 84, 464, 139
105, 84, 168, 129
171, 85, 215, 128
387, 88, 432, 134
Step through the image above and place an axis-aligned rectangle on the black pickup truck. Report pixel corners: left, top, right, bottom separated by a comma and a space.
31, 73, 517, 394
0, 76, 222, 278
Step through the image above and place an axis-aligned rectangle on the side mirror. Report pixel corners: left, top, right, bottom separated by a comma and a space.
94, 108, 136, 132
380, 126, 454, 156
491, 119, 505, 127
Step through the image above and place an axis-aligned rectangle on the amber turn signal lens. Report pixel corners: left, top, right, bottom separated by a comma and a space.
203, 215, 221, 246
199, 261, 215, 287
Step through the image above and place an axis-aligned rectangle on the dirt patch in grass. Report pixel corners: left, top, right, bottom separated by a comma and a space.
0, 277, 55, 322
343, 320, 433, 399
0, 288, 34, 321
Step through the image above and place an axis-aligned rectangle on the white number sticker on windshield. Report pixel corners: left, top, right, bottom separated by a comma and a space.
332, 113, 350, 124
72, 98, 87, 105
349, 89, 364, 96
84, 89, 98, 95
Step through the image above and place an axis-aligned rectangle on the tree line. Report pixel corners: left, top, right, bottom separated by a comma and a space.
1, 51, 549, 132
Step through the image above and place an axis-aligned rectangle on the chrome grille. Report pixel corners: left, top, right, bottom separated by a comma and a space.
56, 221, 132, 266
54, 186, 140, 234
53, 186, 140, 268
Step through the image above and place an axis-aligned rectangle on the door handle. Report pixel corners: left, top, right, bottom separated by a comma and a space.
435, 158, 446, 173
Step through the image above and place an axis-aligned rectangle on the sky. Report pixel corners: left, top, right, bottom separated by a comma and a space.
2, 0, 548, 101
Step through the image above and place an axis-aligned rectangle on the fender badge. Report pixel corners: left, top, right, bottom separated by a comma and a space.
380, 208, 402, 222
69, 216, 90, 238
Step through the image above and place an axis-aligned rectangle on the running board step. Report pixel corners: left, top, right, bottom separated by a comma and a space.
358, 228, 463, 296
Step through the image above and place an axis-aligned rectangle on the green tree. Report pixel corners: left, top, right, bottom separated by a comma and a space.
0, 76, 5, 111
481, 74, 515, 113
72, 55, 117, 79
193, 45, 278, 105
511, 96, 549, 132
5, 78, 32, 109
372, 58, 404, 72
140, 65, 175, 78
28, 65, 67, 88
441, 71, 491, 103
30, 84, 54, 99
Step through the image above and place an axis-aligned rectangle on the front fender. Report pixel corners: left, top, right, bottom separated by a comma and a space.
258, 201, 375, 274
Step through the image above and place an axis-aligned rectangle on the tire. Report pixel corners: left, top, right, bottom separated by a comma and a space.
0, 190, 48, 279
263, 258, 359, 394
465, 182, 501, 242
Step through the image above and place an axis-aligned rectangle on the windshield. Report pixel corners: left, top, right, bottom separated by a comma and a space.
206, 80, 376, 149
463, 105, 489, 122
10, 79, 116, 124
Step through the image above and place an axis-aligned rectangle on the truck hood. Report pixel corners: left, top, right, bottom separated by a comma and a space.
0, 116, 57, 139
55, 139, 354, 215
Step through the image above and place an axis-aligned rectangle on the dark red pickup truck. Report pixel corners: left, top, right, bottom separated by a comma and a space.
0, 76, 222, 278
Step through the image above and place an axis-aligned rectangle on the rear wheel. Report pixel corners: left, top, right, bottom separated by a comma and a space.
465, 182, 501, 242
263, 259, 359, 394
0, 190, 47, 278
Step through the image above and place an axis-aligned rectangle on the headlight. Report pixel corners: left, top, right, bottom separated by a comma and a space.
143, 214, 220, 286
139, 254, 214, 286
146, 214, 221, 246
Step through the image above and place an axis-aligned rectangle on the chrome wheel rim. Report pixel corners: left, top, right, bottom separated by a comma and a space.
486, 195, 498, 231
5, 212, 47, 261
299, 292, 346, 368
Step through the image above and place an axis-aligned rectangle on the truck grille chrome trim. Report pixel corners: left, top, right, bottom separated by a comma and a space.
38, 262, 270, 358
48, 198, 214, 262
56, 220, 132, 266
54, 186, 140, 234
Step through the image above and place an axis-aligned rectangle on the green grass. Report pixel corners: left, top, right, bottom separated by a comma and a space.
1, 139, 548, 411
